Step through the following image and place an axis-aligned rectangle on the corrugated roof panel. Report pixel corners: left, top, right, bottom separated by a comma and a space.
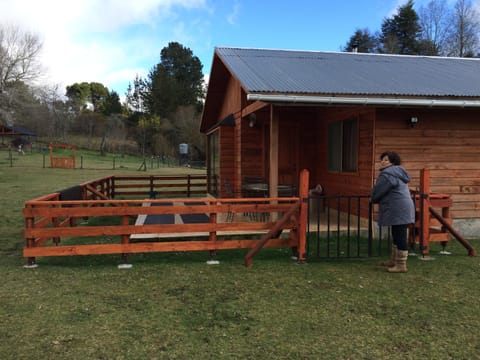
215, 47, 480, 97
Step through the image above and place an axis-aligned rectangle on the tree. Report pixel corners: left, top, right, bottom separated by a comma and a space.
103, 90, 122, 116
125, 75, 147, 129
343, 28, 379, 53
65, 81, 112, 145
172, 105, 205, 160
380, 0, 422, 54
65, 82, 109, 113
0, 24, 43, 92
145, 42, 204, 118
125, 75, 146, 113
0, 80, 46, 131
418, 0, 453, 56
89, 82, 109, 113
0, 25, 44, 130
137, 114, 161, 156
65, 82, 91, 112
445, 0, 480, 57
34, 84, 73, 139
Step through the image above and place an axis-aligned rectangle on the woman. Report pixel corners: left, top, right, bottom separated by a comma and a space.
371, 151, 415, 273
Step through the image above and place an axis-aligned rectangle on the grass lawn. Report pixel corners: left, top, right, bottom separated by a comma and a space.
1, 149, 479, 359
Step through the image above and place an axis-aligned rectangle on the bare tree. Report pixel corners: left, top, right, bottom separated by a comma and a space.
36, 84, 74, 139
0, 24, 43, 92
418, 0, 453, 55
446, 0, 480, 57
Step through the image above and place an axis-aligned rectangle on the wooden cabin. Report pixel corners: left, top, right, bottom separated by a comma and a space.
200, 47, 480, 236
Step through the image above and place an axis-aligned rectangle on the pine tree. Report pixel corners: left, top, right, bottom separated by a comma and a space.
343, 28, 379, 53
380, 0, 422, 54
145, 42, 204, 118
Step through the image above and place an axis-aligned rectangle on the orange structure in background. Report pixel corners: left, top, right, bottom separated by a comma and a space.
49, 143, 76, 169
410, 168, 477, 256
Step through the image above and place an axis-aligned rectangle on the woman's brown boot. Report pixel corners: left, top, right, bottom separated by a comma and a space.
387, 250, 408, 273
380, 245, 397, 267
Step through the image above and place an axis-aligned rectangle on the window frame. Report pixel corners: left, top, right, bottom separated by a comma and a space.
207, 129, 219, 196
327, 117, 359, 173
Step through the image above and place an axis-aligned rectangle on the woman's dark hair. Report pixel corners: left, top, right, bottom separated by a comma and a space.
380, 151, 401, 165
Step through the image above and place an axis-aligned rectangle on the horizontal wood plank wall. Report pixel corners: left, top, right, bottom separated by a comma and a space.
316, 108, 375, 195
317, 108, 375, 218
218, 76, 241, 121
375, 108, 480, 219
215, 76, 242, 194
219, 126, 235, 197
241, 109, 268, 181
241, 120, 266, 178
297, 109, 322, 184
277, 108, 319, 188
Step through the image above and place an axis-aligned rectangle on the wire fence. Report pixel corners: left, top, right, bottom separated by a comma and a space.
0, 146, 205, 171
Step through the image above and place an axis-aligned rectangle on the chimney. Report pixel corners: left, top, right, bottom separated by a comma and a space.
352, 41, 359, 53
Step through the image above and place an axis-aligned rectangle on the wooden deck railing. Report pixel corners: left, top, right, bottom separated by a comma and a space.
79, 174, 207, 200
23, 197, 304, 266
23, 172, 310, 267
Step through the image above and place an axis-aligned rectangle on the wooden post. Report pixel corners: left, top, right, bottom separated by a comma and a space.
149, 176, 154, 197
429, 207, 477, 257
296, 169, 309, 263
209, 202, 218, 258
120, 203, 130, 265
269, 106, 279, 221
244, 201, 301, 267
269, 105, 279, 198
419, 168, 431, 255
24, 206, 37, 268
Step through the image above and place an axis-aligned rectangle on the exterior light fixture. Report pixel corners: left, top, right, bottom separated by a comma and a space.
409, 116, 418, 128
248, 113, 257, 128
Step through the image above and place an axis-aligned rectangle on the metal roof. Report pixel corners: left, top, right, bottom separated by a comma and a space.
0, 124, 36, 136
215, 47, 480, 98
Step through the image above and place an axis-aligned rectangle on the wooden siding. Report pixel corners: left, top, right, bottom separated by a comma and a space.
375, 108, 480, 219
218, 76, 242, 121
314, 108, 376, 196
241, 115, 268, 180
219, 126, 235, 197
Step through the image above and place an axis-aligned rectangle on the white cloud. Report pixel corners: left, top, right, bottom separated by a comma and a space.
0, 0, 209, 95
227, 1, 241, 25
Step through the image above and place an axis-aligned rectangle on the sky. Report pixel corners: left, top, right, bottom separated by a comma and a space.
0, 0, 476, 99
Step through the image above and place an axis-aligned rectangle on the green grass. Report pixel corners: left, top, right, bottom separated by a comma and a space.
1, 149, 480, 359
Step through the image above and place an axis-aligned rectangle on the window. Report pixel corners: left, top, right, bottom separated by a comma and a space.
207, 130, 219, 195
328, 118, 358, 172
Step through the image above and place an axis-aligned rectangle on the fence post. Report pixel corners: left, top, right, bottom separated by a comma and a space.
150, 176, 154, 197
23, 206, 38, 268
119, 203, 132, 268
297, 169, 309, 263
419, 168, 430, 255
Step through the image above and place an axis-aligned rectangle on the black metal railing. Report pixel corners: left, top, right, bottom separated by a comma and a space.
306, 194, 392, 259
